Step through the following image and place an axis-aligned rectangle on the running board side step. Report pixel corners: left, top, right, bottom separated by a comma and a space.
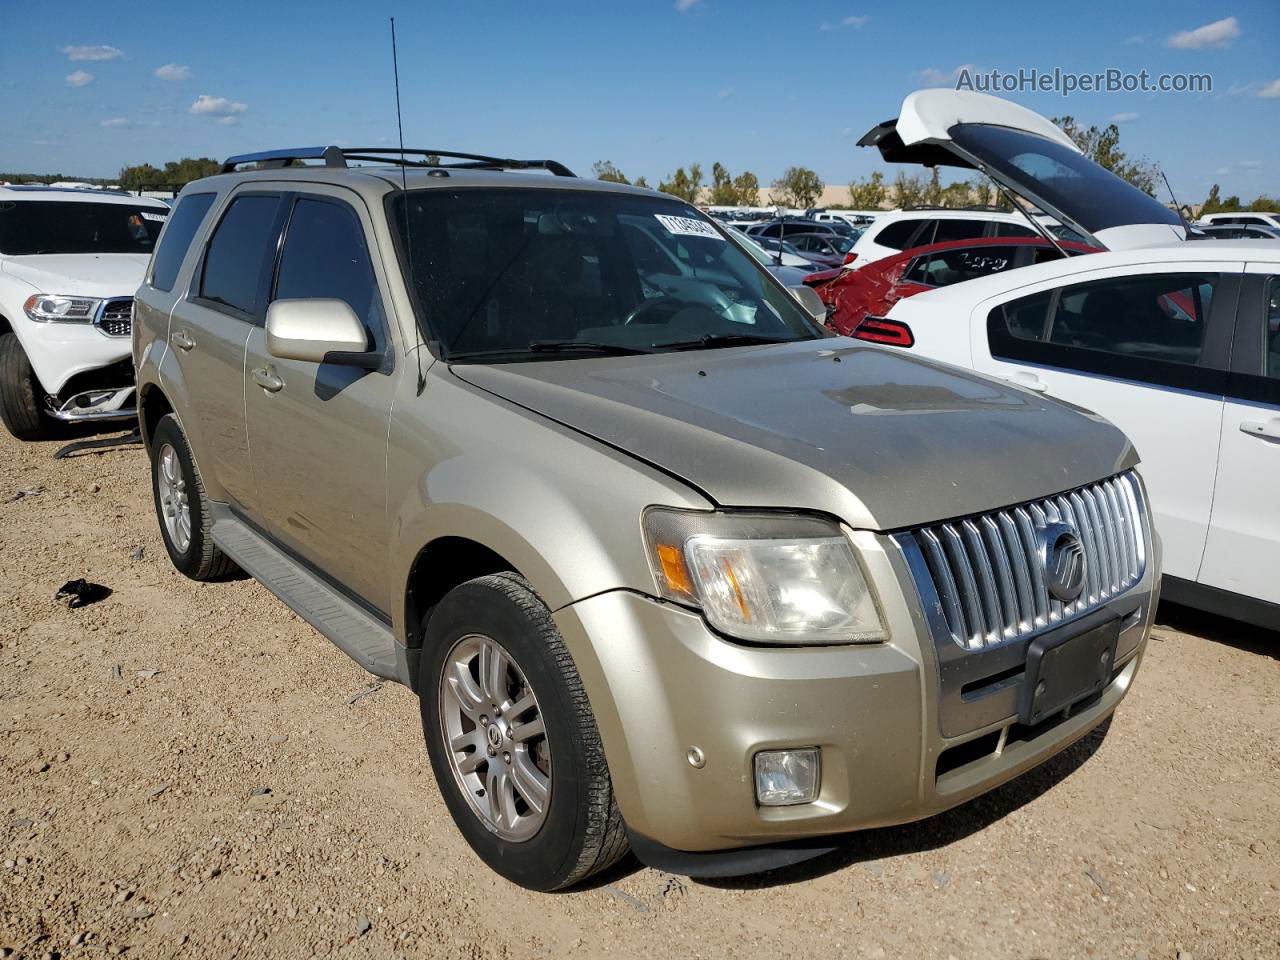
209, 508, 403, 683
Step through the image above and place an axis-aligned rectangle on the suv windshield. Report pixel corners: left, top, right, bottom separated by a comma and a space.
391, 188, 822, 361
948, 124, 1181, 235
0, 200, 167, 255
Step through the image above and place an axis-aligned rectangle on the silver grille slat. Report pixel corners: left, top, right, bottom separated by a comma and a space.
913, 472, 1146, 650
95, 297, 132, 338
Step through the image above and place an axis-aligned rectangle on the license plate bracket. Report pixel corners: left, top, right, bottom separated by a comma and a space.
1019, 618, 1120, 726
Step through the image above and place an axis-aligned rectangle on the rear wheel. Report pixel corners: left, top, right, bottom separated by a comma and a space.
149, 414, 237, 580
0, 332, 55, 441
419, 572, 628, 890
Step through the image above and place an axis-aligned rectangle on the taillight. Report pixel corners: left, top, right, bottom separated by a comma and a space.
851, 317, 914, 347
842, 252, 855, 265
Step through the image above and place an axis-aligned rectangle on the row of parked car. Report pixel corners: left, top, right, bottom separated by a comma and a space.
0, 88, 1270, 893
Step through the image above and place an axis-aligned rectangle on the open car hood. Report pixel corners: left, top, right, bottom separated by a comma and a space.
859, 89, 1186, 251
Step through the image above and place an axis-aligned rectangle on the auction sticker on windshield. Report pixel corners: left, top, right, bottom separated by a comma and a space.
655, 214, 723, 240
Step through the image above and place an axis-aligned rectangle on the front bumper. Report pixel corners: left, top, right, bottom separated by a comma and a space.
552, 529, 1156, 859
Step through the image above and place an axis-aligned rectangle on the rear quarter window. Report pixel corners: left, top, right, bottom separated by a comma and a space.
150, 193, 216, 292
872, 219, 923, 251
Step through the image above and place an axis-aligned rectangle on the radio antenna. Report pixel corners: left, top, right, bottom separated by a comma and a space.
390, 17, 426, 394
1160, 166, 1193, 238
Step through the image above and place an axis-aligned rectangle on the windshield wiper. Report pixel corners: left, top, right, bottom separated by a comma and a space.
528, 339, 656, 356
650, 333, 797, 351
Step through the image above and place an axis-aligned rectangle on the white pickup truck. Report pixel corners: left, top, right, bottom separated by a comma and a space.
0, 185, 169, 439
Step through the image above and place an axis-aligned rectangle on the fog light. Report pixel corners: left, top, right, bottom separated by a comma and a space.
754, 749, 820, 806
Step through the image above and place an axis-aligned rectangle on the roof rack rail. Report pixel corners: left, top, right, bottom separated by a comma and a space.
219, 146, 576, 178
901, 204, 1015, 213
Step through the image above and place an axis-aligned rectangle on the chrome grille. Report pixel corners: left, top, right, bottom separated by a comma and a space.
95, 297, 132, 338
911, 472, 1146, 650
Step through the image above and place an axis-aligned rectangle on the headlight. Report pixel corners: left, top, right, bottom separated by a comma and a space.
643, 507, 885, 645
23, 294, 102, 323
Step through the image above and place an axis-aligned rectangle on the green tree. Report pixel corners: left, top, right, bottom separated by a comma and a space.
922, 168, 944, 205
770, 166, 824, 208
658, 163, 703, 203
160, 157, 220, 186
592, 160, 630, 184
1052, 116, 1158, 195
1200, 184, 1244, 214
708, 162, 737, 205
847, 171, 887, 209
1248, 194, 1280, 212
117, 163, 165, 191
731, 170, 760, 206
633, 175, 650, 189
890, 171, 925, 208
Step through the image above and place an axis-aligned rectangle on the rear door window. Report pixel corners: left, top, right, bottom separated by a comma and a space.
151, 192, 216, 292
904, 246, 1022, 287
198, 194, 283, 318
932, 218, 988, 243
989, 272, 1227, 390
993, 222, 1038, 238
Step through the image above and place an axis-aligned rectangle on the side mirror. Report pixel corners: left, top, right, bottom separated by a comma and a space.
264, 299, 380, 369
789, 285, 829, 323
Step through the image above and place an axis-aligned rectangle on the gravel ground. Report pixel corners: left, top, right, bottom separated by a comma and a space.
0, 427, 1277, 960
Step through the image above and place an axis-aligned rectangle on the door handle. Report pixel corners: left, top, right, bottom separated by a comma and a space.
171, 329, 195, 352
1240, 418, 1280, 441
251, 365, 284, 393
1006, 370, 1048, 393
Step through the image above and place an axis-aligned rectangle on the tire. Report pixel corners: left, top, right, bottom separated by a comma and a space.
419, 572, 629, 890
0, 331, 55, 441
149, 414, 237, 581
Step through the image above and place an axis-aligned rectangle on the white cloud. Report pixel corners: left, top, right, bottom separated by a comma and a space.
64, 70, 93, 88
821, 15, 870, 30
718, 87, 734, 99
1124, 34, 1147, 45
674, 0, 699, 11
100, 117, 132, 128
1240, 160, 1261, 168
1109, 112, 1139, 123
1166, 16, 1240, 50
1259, 78, 1280, 98
32, 139, 62, 147
1214, 167, 1231, 175
61, 44, 124, 61
190, 94, 248, 116
919, 64, 975, 85
216, 116, 239, 126
154, 63, 191, 81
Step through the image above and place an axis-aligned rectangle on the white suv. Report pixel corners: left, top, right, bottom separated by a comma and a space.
1195, 212, 1280, 231
0, 186, 169, 439
847, 208, 1042, 268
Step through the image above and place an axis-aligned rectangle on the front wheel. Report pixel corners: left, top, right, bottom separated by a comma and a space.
0, 332, 55, 440
419, 572, 628, 890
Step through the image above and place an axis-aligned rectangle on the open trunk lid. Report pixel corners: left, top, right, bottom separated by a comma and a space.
858, 89, 1185, 250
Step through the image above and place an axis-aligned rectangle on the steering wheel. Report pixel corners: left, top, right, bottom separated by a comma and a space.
622, 296, 684, 326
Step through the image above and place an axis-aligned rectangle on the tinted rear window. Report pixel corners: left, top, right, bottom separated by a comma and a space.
199, 195, 281, 316
950, 124, 1181, 234
150, 193, 215, 292
873, 219, 923, 250
0, 200, 166, 255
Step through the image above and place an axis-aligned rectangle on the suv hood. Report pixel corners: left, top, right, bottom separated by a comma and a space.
451, 340, 1137, 531
1, 253, 151, 297
858, 89, 1186, 251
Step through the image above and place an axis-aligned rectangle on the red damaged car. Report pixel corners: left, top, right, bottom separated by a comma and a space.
805, 235, 1098, 342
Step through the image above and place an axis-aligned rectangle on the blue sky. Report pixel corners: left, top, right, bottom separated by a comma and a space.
4, 0, 1277, 203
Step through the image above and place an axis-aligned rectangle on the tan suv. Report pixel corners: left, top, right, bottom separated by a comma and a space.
132, 146, 1159, 890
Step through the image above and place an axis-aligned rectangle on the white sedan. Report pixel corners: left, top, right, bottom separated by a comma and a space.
878, 239, 1280, 629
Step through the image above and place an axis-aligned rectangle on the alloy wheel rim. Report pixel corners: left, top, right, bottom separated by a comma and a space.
438, 633, 551, 842
156, 442, 192, 554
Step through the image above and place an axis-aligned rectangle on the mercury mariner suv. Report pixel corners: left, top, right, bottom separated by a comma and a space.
132, 146, 1159, 890
0, 185, 170, 439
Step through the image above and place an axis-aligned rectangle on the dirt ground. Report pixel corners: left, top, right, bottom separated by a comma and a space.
0, 427, 1277, 960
